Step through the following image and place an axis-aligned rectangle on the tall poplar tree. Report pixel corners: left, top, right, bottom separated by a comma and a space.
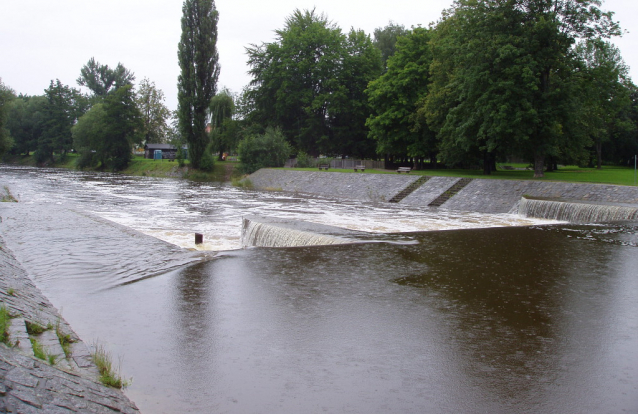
177, 0, 220, 170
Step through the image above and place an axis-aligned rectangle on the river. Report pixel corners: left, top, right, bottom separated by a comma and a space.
1, 165, 637, 413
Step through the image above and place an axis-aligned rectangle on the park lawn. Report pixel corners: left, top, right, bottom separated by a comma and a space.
122, 155, 187, 176
281, 164, 638, 186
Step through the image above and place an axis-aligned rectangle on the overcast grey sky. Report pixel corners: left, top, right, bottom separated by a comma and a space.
1, 0, 636, 111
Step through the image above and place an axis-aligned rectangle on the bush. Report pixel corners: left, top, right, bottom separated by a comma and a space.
295, 151, 314, 168
238, 127, 292, 174
76, 151, 98, 169
198, 142, 215, 172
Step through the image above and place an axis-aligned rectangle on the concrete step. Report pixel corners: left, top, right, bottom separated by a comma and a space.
389, 176, 431, 203
71, 341, 101, 378
428, 178, 473, 207
37, 329, 73, 371
8, 317, 97, 376
8, 317, 33, 356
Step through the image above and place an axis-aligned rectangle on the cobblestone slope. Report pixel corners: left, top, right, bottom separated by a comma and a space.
0, 237, 139, 413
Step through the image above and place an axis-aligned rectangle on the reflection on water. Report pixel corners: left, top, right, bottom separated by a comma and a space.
0, 166, 637, 413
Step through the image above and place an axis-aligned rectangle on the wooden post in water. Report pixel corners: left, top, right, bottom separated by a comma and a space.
195, 233, 203, 245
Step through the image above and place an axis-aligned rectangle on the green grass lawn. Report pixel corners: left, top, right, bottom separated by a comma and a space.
282, 164, 638, 186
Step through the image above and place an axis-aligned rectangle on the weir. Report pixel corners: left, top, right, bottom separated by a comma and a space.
241, 216, 362, 248
518, 197, 638, 223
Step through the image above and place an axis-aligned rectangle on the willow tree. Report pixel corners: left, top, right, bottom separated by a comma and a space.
177, 0, 220, 169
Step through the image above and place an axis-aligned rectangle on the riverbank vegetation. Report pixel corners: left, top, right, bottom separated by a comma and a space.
1, 1, 637, 179
91, 342, 129, 389
281, 164, 637, 186
3, 152, 242, 181
0, 305, 11, 345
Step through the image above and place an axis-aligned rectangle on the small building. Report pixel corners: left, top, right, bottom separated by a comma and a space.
143, 144, 188, 160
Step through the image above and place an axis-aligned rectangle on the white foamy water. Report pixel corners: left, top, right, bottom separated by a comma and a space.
1, 166, 559, 251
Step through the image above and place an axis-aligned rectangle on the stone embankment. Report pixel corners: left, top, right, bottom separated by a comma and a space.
247, 169, 638, 213
0, 236, 139, 413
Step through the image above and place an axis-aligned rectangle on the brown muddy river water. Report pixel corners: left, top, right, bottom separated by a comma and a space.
1, 166, 637, 413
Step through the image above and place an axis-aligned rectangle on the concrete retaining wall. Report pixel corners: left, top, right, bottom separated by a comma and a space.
247, 169, 638, 214
437, 180, 638, 213
248, 169, 421, 203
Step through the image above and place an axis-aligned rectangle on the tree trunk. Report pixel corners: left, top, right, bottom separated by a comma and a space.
483, 151, 492, 175
534, 153, 545, 178
429, 151, 438, 169
596, 140, 602, 169
546, 156, 554, 173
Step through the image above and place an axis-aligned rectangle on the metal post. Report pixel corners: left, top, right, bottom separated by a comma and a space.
195, 233, 203, 245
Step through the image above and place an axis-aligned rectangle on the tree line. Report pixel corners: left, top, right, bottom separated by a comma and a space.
1, 0, 637, 176
0, 58, 172, 170
243, 1, 637, 177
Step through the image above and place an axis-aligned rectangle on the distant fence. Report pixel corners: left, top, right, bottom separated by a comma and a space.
285, 158, 386, 169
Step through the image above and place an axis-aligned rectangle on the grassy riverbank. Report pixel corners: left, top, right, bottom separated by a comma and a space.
285, 163, 638, 186
4, 154, 637, 186
3, 153, 243, 182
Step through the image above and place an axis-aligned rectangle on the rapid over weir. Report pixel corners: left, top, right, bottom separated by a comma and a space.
518, 197, 638, 223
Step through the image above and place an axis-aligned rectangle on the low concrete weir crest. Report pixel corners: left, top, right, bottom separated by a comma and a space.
242, 216, 359, 248
519, 197, 638, 223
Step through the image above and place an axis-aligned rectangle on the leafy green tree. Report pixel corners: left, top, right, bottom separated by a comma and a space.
77, 57, 135, 98
247, 9, 343, 156
136, 78, 171, 144
71, 103, 107, 168
246, 9, 381, 157
5, 95, 47, 156
177, 0, 220, 170
238, 127, 292, 174
36, 80, 88, 164
0, 79, 16, 158
421, 0, 620, 177
575, 38, 634, 168
101, 85, 143, 170
614, 86, 638, 164
209, 88, 237, 160
366, 27, 436, 167
72, 85, 142, 170
373, 22, 408, 70
330, 29, 383, 159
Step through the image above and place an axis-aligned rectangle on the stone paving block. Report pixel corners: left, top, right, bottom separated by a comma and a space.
8, 318, 33, 356
5, 367, 40, 389
70, 342, 94, 370
37, 330, 72, 371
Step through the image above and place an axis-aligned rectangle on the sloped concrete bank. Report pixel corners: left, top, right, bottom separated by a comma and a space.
0, 236, 140, 413
247, 169, 422, 203
247, 169, 638, 214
